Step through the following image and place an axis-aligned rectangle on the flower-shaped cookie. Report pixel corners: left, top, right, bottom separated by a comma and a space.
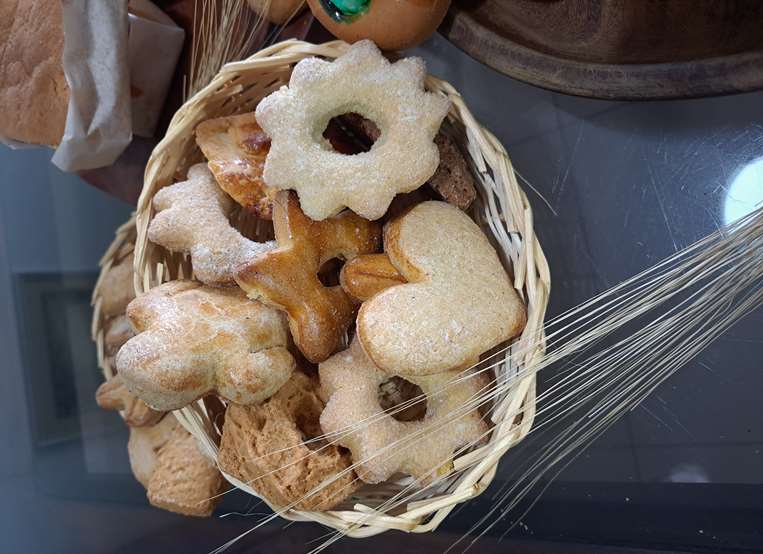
116, 280, 295, 411
148, 163, 275, 286
320, 338, 489, 484
256, 40, 450, 220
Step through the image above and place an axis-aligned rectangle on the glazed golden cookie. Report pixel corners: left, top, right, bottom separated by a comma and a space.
319, 338, 489, 484
236, 191, 381, 363
339, 253, 405, 303
95, 375, 164, 427
256, 40, 449, 220
196, 112, 275, 219
116, 280, 295, 411
218, 371, 359, 511
128, 416, 223, 517
358, 201, 527, 375
148, 163, 275, 286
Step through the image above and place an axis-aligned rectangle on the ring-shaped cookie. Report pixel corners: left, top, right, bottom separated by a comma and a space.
319, 339, 489, 485
256, 40, 450, 221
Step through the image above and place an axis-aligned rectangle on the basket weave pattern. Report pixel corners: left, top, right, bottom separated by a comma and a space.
92, 217, 137, 381
130, 40, 550, 537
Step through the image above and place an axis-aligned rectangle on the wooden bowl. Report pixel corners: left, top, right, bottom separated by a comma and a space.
441, 0, 763, 99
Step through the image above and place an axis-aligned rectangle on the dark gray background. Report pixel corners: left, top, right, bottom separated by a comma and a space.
1, 33, 761, 553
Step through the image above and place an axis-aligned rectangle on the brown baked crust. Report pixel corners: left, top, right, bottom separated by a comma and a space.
235, 191, 381, 363
218, 371, 359, 511
0, 0, 68, 145
100, 252, 136, 319
95, 374, 165, 427
103, 314, 135, 357
339, 253, 406, 303
127, 416, 224, 517
195, 113, 275, 219
147, 425, 224, 517
428, 133, 477, 210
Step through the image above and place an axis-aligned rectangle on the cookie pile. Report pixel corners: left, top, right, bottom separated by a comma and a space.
95, 253, 224, 517
101, 40, 527, 514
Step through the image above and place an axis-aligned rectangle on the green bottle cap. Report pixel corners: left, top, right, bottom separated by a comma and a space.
318, 0, 371, 22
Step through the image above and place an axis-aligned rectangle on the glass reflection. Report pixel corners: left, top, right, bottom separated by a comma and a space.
724, 157, 763, 224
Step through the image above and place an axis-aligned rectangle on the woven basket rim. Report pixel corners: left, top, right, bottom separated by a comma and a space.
91, 215, 137, 383
122, 39, 550, 537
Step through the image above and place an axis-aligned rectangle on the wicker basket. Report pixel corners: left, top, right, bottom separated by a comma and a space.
132, 39, 551, 537
91, 216, 137, 382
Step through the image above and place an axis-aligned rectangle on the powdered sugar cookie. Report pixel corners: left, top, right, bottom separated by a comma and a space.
357, 201, 526, 375
148, 163, 274, 286
320, 338, 489, 484
117, 281, 294, 411
256, 40, 449, 220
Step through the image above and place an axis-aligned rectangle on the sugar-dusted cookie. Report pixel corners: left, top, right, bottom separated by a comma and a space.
196, 112, 275, 219
256, 40, 449, 221
218, 371, 359, 511
148, 163, 275, 286
117, 280, 294, 411
319, 338, 489, 484
358, 201, 526, 375
324, 114, 477, 211
236, 191, 381, 363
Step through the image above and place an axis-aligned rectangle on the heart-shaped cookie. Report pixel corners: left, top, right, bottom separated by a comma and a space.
357, 201, 526, 375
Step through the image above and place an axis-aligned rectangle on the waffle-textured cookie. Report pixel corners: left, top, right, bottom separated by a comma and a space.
218, 371, 359, 511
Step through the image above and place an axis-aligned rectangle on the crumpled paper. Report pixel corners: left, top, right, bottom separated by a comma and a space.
53, 1, 131, 171
126, 0, 185, 137
51, 0, 184, 172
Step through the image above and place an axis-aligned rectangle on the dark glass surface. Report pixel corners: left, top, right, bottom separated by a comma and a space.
1, 34, 761, 553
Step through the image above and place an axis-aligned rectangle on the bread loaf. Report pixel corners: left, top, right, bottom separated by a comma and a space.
0, 0, 68, 146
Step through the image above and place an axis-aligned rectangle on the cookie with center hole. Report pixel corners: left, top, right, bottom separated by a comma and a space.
319, 338, 489, 485
255, 40, 449, 221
